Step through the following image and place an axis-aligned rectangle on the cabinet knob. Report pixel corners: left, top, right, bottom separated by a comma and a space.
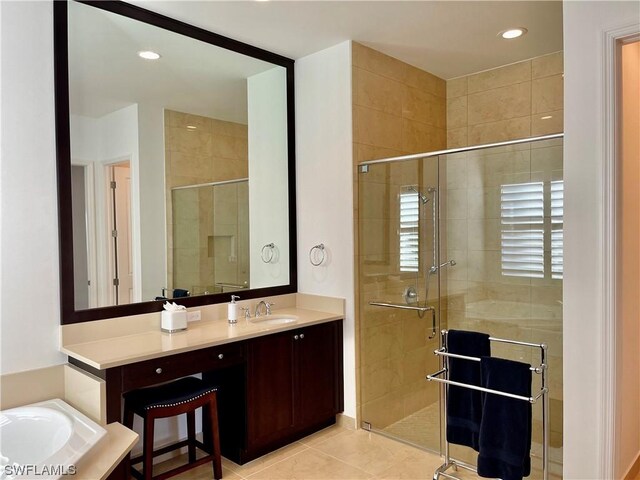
218, 353, 224, 360
155, 368, 162, 374
299, 333, 305, 339
294, 335, 299, 340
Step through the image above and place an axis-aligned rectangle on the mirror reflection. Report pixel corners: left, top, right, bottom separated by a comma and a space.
68, 1, 290, 309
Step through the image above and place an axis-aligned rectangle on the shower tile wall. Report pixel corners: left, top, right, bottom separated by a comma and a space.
442, 52, 564, 470
353, 42, 447, 430
447, 52, 564, 148
164, 110, 248, 294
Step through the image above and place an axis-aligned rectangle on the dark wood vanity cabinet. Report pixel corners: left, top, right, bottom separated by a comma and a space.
238, 320, 343, 462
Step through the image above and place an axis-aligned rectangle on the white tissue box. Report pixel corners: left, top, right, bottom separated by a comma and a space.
161, 310, 187, 333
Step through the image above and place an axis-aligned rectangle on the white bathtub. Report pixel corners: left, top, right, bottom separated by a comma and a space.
0, 399, 106, 479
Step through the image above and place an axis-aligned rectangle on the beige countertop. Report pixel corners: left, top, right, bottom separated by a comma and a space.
75, 423, 138, 480
62, 306, 342, 370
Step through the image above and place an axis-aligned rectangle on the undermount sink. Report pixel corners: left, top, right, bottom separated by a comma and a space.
250, 315, 299, 325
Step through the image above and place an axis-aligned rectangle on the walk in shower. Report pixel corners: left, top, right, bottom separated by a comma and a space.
358, 134, 564, 476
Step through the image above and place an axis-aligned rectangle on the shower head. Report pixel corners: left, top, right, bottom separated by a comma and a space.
407, 186, 430, 204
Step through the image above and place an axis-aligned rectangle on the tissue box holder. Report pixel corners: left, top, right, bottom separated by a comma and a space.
161, 310, 187, 333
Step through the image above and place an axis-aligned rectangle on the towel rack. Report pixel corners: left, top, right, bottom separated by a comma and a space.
426, 330, 550, 480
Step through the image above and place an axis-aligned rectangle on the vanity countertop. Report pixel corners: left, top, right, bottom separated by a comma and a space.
61, 306, 342, 370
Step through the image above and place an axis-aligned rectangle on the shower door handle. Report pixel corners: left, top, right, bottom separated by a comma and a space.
428, 307, 436, 340
369, 301, 433, 312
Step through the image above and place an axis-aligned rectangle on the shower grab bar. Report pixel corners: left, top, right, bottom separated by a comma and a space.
427, 368, 548, 404
433, 348, 546, 374
368, 301, 434, 312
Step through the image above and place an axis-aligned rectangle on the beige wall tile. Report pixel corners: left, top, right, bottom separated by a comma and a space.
531, 109, 564, 135
468, 116, 531, 145
447, 127, 468, 148
352, 42, 405, 83
404, 64, 445, 98
354, 143, 404, 165
164, 110, 212, 130
467, 60, 531, 94
468, 81, 532, 125
210, 119, 247, 138
170, 152, 212, 181
402, 86, 446, 128
354, 105, 403, 150
532, 52, 564, 79
447, 96, 467, 129
447, 77, 467, 98
532, 74, 564, 114
354, 67, 403, 116
165, 127, 213, 157
401, 119, 445, 153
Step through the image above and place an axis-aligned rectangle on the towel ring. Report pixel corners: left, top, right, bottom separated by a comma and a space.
261, 243, 275, 263
309, 244, 325, 266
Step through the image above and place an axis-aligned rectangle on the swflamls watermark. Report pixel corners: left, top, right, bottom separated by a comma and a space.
2, 464, 77, 477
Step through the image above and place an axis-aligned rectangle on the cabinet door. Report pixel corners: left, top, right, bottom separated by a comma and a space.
296, 321, 341, 427
246, 330, 295, 449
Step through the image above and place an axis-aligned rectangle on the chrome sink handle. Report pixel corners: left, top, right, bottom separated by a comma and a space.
240, 307, 251, 320
265, 302, 275, 315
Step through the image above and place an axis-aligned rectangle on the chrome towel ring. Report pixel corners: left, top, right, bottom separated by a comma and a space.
309, 243, 325, 266
261, 243, 275, 263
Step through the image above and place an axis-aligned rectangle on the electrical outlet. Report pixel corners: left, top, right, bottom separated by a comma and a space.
187, 310, 201, 322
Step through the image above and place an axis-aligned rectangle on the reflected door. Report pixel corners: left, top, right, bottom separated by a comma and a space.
109, 162, 133, 305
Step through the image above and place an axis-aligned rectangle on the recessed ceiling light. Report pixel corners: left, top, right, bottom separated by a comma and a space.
540, 115, 553, 120
499, 28, 528, 40
138, 50, 161, 60
186, 125, 197, 130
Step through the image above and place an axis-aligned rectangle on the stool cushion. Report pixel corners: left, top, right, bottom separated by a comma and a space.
124, 377, 217, 412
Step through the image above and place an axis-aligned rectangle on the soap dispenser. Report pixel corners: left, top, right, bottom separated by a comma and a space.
228, 295, 240, 324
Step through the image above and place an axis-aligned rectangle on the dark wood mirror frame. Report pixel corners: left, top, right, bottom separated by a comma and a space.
54, 0, 297, 325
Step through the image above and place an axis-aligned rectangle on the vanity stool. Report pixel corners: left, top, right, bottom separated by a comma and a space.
123, 376, 223, 480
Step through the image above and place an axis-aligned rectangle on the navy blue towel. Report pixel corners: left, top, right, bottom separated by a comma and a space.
477, 357, 532, 480
446, 330, 491, 451
173, 289, 190, 298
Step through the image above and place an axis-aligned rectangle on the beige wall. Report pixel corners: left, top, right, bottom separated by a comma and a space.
353, 43, 447, 432
447, 52, 564, 148
164, 110, 248, 294
617, 40, 640, 480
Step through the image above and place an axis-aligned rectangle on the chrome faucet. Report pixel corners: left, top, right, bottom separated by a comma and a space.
254, 300, 275, 317
255, 301, 268, 317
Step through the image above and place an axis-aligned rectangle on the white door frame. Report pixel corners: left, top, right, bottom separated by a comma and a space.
600, 23, 640, 479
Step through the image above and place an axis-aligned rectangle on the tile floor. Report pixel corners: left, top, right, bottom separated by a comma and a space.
155, 424, 560, 480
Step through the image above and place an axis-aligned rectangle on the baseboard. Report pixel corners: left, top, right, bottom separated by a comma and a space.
337, 413, 356, 430
624, 451, 640, 480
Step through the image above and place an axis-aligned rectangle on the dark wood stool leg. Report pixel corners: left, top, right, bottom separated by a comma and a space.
123, 402, 134, 429
209, 394, 222, 480
186, 410, 196, 463
143, 414, 155, 480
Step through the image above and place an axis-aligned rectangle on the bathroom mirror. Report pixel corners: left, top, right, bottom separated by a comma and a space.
55, 0, 297, 324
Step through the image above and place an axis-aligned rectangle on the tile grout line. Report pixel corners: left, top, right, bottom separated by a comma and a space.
239, 443, 311, 479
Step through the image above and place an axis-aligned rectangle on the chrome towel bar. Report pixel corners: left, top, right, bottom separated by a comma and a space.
368, 301, 434, 312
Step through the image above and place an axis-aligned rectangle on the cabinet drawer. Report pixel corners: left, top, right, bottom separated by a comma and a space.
122, 342, 244, 391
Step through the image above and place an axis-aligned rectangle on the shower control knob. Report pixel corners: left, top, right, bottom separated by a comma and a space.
155, 368, 162, 374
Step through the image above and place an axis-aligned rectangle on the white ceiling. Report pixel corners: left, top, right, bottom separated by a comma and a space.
70, 1, 563, 121
69, 1, 278, 121
131, 0, 563, 79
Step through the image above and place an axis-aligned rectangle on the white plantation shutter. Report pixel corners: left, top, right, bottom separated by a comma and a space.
501, 182, 545, 278
399, 190, 419, 272
551, 181, 564, 279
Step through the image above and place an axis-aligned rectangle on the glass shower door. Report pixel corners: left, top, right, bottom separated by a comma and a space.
358, 155, 442, 452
